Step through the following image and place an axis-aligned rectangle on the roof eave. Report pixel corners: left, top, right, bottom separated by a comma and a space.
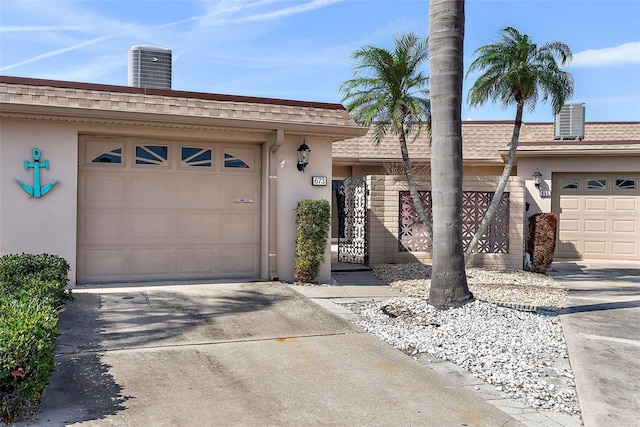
0, 102, 369, 141
331, 156, 503, 165
0, 75, 347, 110
500, 147, 640, 159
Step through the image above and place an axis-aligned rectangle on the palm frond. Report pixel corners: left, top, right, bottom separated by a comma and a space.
340, 32, 431, 138
466, 26, 574, 116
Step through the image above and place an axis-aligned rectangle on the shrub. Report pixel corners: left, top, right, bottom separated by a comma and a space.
294, 199, 331, 283
1, 297, 58, 423
527, 213, 558, 274
0, 253, 70, 423
0, 253, 71, 308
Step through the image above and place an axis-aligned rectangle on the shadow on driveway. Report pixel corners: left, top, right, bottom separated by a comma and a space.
560, 299, 640, 314
31, 283, 308, 425
26, 281, 519, 427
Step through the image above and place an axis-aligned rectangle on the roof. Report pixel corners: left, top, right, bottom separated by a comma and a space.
512, 122, 640, 158
333, 121, 640, 165
0, 76, 368, 140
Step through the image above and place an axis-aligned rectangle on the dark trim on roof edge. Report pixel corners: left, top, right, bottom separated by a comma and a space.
518, 140, 640, 146
506, 150, 640, 159
0, 75, 346, 111
380, 119, 640, 125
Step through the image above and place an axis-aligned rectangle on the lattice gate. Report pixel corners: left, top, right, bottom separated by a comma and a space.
336, 177, 368, 264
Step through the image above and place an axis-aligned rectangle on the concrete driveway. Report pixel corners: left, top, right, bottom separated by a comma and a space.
551, 261, 640, 427
26, 281, 520, 426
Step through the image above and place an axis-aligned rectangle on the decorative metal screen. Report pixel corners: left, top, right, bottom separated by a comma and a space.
462, 191, 510, 253
399, 191, 433, 252
399, 191, 510, 253
337, 177, 368, 264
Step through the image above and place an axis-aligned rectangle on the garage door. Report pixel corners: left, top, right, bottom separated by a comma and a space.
553, 173, 640, 260
77, 137, 261, 283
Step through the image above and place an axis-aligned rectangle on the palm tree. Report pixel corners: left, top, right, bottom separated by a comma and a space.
340, 32, 433, 239
428, 0, 473, 308
465, 26, 573, 263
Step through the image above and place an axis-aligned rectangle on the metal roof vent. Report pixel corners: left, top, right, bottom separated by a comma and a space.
554, 103, 585, 140
128, 45, 172, 89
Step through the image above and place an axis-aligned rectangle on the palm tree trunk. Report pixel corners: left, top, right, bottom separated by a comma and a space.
464, 102, 524, 264
428, 0, 472, 308
398, 129, 433, 239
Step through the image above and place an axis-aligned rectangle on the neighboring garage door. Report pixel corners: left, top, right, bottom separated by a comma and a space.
77, 136, 261, 283
553, 173, 640, 260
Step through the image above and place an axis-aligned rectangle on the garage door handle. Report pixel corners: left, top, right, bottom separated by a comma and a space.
233, 198, 254, 203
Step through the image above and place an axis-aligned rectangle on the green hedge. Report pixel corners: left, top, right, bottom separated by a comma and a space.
0, 253, 70, 293
294, 199, 331, 283
0, 253, 71, 424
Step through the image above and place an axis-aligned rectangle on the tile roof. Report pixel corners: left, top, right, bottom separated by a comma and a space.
0, 76, 367, 138
333, 121, 640, 164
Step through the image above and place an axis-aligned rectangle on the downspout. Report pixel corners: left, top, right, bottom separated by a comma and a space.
268, 129, 284, 280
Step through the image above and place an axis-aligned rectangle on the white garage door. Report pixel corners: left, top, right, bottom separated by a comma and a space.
554, 173, 640, 260
77, 137, 261, 283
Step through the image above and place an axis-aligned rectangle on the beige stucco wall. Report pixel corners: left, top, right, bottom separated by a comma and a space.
331, 165, 353, 178
274, 136, 334, 283
1, 116, 335, 284
367, 175, 525, 270
0, 119, 79, 278
464, 165, 512, 176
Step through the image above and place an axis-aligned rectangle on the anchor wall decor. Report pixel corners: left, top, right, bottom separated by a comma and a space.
15, 148, 60, 198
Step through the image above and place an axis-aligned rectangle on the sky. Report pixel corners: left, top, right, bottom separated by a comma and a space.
1, 0, 639, 123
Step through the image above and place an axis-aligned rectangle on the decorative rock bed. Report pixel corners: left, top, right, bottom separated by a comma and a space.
345, 264, 580, 416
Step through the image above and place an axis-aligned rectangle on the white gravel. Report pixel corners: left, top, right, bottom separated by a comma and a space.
374, 263, 567, 309
344, 264, 581, 417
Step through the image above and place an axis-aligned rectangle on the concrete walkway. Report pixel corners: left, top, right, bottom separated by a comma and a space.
19, 259, 639, 427
23, 281, 520, 427
550, 261, 640, 427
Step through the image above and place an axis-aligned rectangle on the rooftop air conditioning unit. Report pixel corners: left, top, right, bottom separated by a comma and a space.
554, 103, 585, 140
128, 45, 172, 89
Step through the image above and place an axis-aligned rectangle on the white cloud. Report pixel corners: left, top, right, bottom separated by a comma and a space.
197, 0, 343, 25
0, 25, 92, 33
40, 54, 125, 83
572, 41, 640, 67
0, 0, 344, 74
0, 34, 118, 72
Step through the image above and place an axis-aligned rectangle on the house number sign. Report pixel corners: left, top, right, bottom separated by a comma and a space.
312, 176, 327, 186
15, 148, 59, 198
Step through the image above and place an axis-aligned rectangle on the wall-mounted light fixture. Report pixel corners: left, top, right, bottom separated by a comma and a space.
532, 169, 551, 197
297, 140, 310, 172
532, 169, 543, 188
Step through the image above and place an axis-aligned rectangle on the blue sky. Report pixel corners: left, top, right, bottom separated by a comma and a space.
1, 0, 639, 122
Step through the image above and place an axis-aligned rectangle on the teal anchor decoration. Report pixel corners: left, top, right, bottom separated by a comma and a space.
15, 148, 59, 198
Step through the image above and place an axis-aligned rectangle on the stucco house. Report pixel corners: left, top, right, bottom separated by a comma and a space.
0, 76, 368, 285
333, 119, 640, 264
2, 75, 638, 287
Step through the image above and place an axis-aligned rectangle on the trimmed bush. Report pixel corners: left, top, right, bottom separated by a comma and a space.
0, 252, 70, 285
1, 297, 58, 423
527, 213, 558, 274
294, 199, 331, 283
0, 253, 71, 424
0, 253, 71, 308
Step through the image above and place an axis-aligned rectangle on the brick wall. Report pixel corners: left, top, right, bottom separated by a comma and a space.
366, 175, 525, 269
